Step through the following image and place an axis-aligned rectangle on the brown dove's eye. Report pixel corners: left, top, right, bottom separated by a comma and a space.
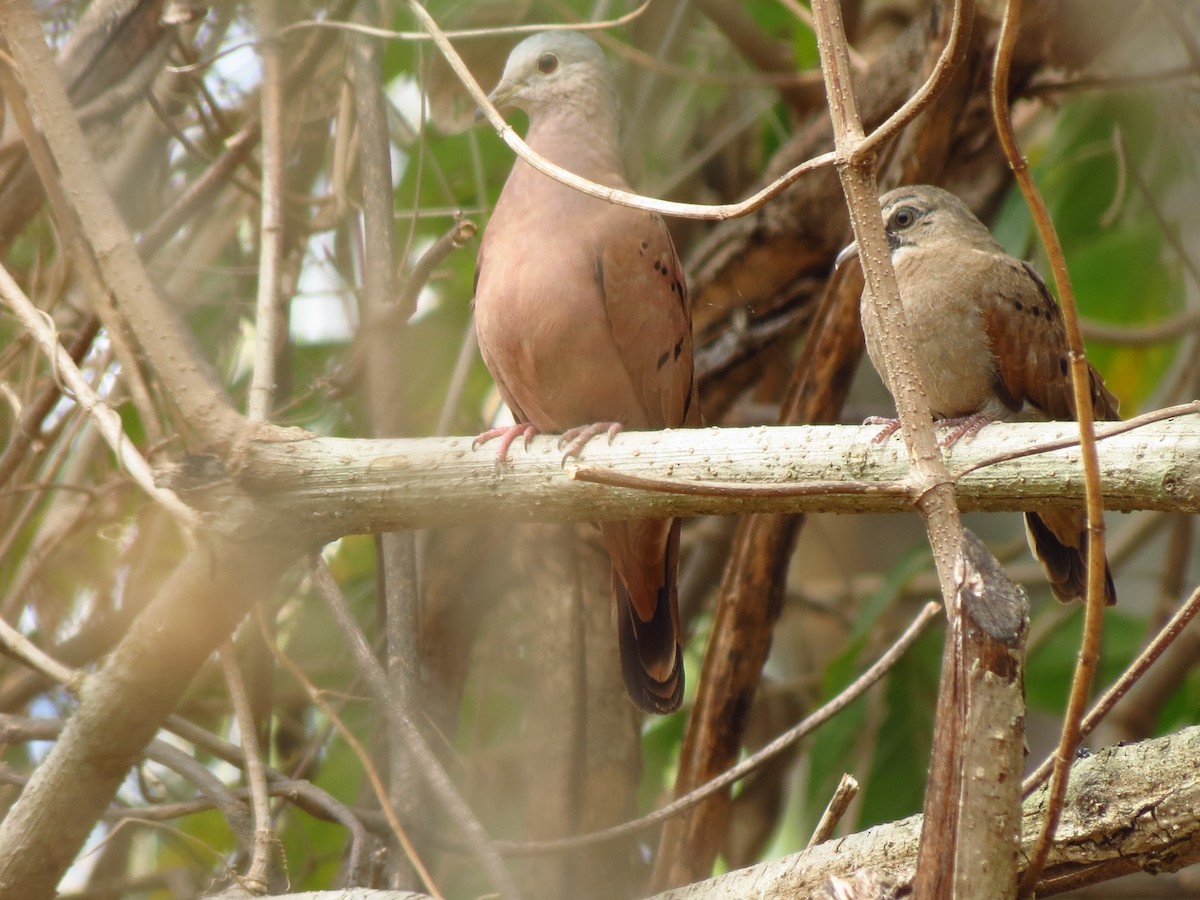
892, 206, 917, 229
537, 53, 559, 74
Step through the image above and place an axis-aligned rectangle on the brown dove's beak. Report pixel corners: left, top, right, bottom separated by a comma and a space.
477, 79, 521, 123
834, 239, 859, 270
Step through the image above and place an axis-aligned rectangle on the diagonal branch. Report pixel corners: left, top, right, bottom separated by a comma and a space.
0, 261, 197, 526
646, 724, 1200, 898
0, 531, 301, 900
989, 2, 1111, 891
0, 0, 245, 450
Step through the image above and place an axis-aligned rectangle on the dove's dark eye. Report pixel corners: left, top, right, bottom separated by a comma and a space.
892, 206, 918, 229
537, 53, 559, 74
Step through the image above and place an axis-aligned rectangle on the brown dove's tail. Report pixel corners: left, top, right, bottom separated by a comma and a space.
1025, 510, 1116, 606
610, 520, 684, 714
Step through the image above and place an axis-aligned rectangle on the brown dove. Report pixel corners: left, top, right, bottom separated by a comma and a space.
839, 185, 1119, 604
473, 31, 700, 713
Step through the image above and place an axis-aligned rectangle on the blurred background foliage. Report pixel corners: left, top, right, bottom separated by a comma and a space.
0, 0, 1197, 897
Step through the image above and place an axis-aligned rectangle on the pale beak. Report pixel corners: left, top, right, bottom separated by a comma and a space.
834, 240, 859, 269
476, 79, 519, 123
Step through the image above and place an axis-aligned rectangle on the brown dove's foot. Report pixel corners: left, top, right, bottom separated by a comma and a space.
863, 416, 902, 444
937, 413, 992, 447
559, 421, 623, 461
473, 423, 540, 463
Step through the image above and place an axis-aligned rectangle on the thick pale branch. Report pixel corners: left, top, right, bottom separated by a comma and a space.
649, 724, 1200, 899
213, 417, 1200, 539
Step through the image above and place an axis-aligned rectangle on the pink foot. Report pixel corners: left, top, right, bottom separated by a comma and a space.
937, 414, 992, 447
473, 423, 539, 463
864, 416, 901, 444
559, 421, 623, 461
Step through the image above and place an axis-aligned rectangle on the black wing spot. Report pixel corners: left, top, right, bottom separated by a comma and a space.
640, 240, 649, 254
674, 340, 683, 360
1013, 299, 1024, 311
1060, 357, 1068, 376
656, 351, 669, 371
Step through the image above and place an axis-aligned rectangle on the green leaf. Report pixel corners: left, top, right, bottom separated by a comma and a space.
1026, 607, 1143, 712
853, 625, 941, 827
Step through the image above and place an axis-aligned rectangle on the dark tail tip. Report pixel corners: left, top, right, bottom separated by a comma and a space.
614, 575, 684, 714
1025, 512, 1117, 606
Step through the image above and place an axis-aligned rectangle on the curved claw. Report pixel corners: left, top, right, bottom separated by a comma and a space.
473, 423, 539, 463
863, 416, 902, 444
559, 421, 623, 463
937, 414, 991, 447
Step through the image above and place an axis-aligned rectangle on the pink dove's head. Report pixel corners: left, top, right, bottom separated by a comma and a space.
488, 30, 619, 123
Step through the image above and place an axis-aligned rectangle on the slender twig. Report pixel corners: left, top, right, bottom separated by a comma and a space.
98, 817, 233, 871
1120, 130, 1200, 293
394, 216, 477, 321
435, 321, 480, 436
1026, 64, 1199, 97
0, 315, 99, 489
0, 8, 245, 447
1023, 579, 1200, 796
954, 401, 1200, 479
176, 1, 656, 74
142, 733, 255, 853
233, 7, 287, 885
806, 774, 860, 849
0, 263, 198, 526
350, 12, 425, 890
0, 715, 256, 854
407, 1, 832, 221
309, 559, 522, 899
0, 414, 95, 619
776, 0, 868, 69
98, 779, 357, 829
143, 1, 360, 259
813, 0, 971, 571
572, 466, 911, 499
488, 602, 940, 856
0, 57, 164, 449
139, 117, 263, 255
259, 612, 440, 898
652, 95, 776, 198
602, 32, 825, 90
162, 714, 368, 882
247, 0, 286, 423
991, 3, 1109, 892
219, 644, 275, 893
395, 0, 973, 230
0, 615, 82, 691
1160, 0, 1200, 72
856, 0, 970, 160
1082, 310, 1200, 345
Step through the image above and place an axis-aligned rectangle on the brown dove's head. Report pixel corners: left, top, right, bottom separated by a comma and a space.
878, 185, 1003, 257
488, 31, 620, 124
